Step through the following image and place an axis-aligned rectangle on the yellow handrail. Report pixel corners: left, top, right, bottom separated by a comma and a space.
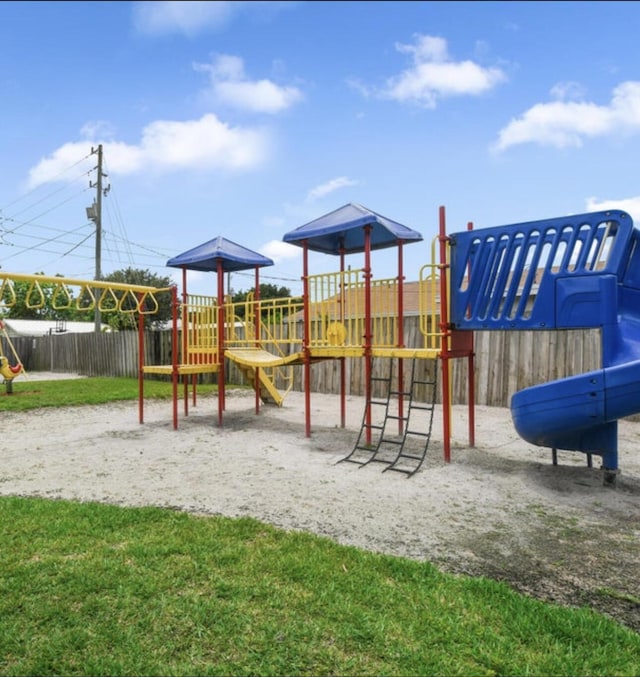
0, 272, 167, 315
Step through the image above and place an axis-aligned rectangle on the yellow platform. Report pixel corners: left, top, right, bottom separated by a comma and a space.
225, 348, 305, 367
142, 364, 219, 376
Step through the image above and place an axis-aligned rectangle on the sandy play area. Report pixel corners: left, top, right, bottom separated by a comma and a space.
1, 380, 639, 632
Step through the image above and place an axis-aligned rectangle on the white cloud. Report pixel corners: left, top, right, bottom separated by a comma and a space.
549, 81, 586, 102
168, 268, 207, 289
79, 120, 117, 140
365, 34, 506, 108
133, 1, 236, 37
194, 54, 303, 114
306, 177, 358, 202
26, 113, 270, 189
259, 239, 301, 264
493, 81, 640, 152
132, 1, 297, 37
585, 196, 640, 225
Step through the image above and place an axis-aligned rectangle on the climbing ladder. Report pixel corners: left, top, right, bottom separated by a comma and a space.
338, 358, 438, 477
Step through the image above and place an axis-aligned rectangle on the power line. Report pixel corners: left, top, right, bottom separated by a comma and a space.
0, 147, 301, 289
1, 188, 92, 240
0, 151, 93, 214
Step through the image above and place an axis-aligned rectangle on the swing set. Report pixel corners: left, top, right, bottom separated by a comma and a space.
0, 319, 25, 393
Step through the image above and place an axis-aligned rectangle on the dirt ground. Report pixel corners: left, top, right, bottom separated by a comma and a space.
1, 378, 639, 633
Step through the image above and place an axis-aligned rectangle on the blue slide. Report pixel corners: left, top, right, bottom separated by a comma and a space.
511, 311, 640, 477
448, 209, 640, 480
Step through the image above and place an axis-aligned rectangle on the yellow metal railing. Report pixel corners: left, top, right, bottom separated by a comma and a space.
306, 268, 364, 348
370, 277, 398, 348
223, 293, 304, 350
418, 236, 444, 352
419, 267, 441, 351
305, 266, 443, 353
181, 294, 218, 364
221, 293, 304, 397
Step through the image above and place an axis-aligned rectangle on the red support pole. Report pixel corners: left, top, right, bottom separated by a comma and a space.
468, 350, 476, 447
438, 206, 452, 463
171, 284, 179, 430
254, 267, 261, 415
466, 220, 476, 447
302, 243, 311, 437
137, 293, 145, 424
182, 268, 189, 418
217, 259, 225, 427
363, 225, 373, 445
397, 241, 405, 436
339, 247, 346, 428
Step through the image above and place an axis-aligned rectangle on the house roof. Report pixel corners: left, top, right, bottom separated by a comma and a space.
282, 203, 424, 255
291, 279, 440, 321
1, 318, 110, 337
166, 236, 274, 273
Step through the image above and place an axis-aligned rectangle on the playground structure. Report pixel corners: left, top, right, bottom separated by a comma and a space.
1, 203, 638, 483
138, 203, 473, 477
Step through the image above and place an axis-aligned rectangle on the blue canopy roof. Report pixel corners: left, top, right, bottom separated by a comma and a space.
166, 236, 274, 273
282, 202, 423, 255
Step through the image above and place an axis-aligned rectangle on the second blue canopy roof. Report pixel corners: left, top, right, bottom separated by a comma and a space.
282, 202, 423, 255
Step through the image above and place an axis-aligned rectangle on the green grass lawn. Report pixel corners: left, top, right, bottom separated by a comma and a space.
1, 497, 638, 677
0, 376, 221, 412
1, 378, 639, 676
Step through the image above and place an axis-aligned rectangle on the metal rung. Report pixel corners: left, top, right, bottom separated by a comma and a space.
408, 404, 433, 412
384, 466, 414, 476
395, 452, 423, 460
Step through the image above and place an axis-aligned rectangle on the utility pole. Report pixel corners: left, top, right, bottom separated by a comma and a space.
87, 144, 110, 332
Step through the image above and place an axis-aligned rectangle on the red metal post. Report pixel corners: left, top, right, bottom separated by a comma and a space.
171, 284, 179, 430
339, 246, 346, 428
137, 293, 145, 424
302, 242, 311, 437
397, 241, 405, 436
363, 225, 373, 445
217, 259, 225, 426
182, 268, 189, 418
254, 267, 261, 415
438, 206, 452, 463
467, 220, 476, 447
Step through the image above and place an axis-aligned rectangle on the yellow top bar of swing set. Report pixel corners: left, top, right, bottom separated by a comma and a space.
0, 271, 172, 315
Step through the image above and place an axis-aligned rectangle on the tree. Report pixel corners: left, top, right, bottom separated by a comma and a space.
1, 273, 68, 320
230, 283, 294, 320
0, 269, 174, 329
101, 268, 174, 330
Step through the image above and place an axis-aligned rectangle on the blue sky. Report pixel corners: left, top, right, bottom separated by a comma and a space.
1, 0, 640, 297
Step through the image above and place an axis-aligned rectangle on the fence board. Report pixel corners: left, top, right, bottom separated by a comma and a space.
4, 319, 603, 409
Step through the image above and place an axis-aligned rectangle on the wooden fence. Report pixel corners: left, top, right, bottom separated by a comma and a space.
2, 316, 601, 408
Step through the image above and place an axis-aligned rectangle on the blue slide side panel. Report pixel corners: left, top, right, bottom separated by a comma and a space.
603, 359, 640, 420
555, 275, 618, 328
510, 359, 640, 470
510, 371, 619, 469
511, 370, 606, 447
449, 210, 633, 331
